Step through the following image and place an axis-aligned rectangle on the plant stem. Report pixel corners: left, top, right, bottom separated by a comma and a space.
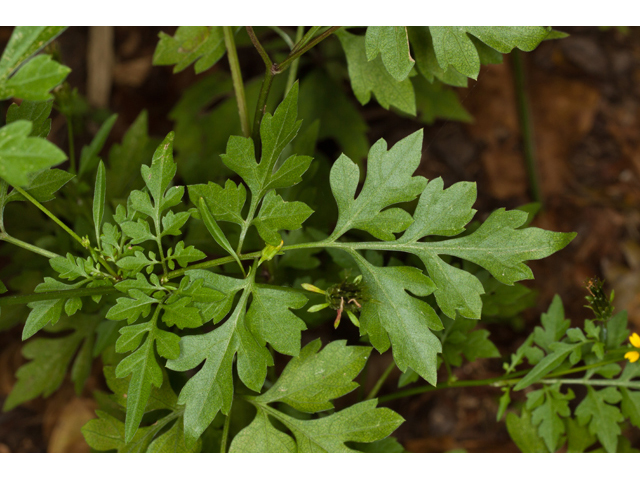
66, 115, 76, 174
6, 186, 119, 278
236, 197, 259, 255
0, 286, 118, 306
284, 26, 304, 96
13, 185, 85, 247
512, 49, 542, 206
251, 67, 274, 159
269, 26, 294, 49
366, 359, 396, 400
0, 232, 59, 258
220, 402, 233, 453
223, 26, 251, 138
246, 26, 272, 70
291, 27, 322, 54
275, 26, 341, 73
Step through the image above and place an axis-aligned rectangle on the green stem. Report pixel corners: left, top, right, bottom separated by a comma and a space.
14, 185, 85, 247
220, 401, 233, 453
0, 286, 118, 306
269, 26, 294, 49
66, 115, 76, 174
0, 232, 59, 258
291, 27, 322, 54
223, 26, 251, 138
246, 26, 272, 69
512, 49, 542, 206
366, 359, 396, 400
284, 26, 304, 96
275, 26, 341, 73
236, 197, 259, 255
251, 66, 274, 158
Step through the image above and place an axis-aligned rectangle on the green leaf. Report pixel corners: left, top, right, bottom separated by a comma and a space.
142, 132, 177, 207
408, 27, 468, 88
93, 160, 106, 248
114, 306, 180, 443
120, 219, 154, 244
78, 113, 117, 179
82, 410, 155, 452
0, 54, 70, 101
161, 295, 202, 329
527, 384, 574, 452
351, 253, 442, 386
166, 282, 271, 444
229, 410, 297, 453
188, 179, 246, 226
565, 417, 597, 453
0, 27, 67, 81
252, 190, 313, 246
330, 130, 427, 241
221, 84, 310, 198
147, 419, 201, 453
106, 289, 159, 324
161, 211, 190, 237
256, 339, 370, 412
22, 278, 87, 340
5, 168, 74, 204
166, 241, 206, 269
261, 399, 403, 453
506, 409, 549, 453
514, 342, 580, 391
183, 270, 246, 324
6, 99, 53, 138
197, 197, 244, 272
532, 295, 571, 352
413, 76, 472, 124
337, 29, 416, 115
606, 311, 629, 350
153, 26, 225, 74
427, 27, 555, 80
107, 111, 156, 199
440, 317, 499, 367
116, 251, 158, 275
365, 26, 415, 82
575, 386, 623, 453
49, 253, 90, 280
0, 120, 67, 186
3, 316, 99, 411
245, 284, 307, 357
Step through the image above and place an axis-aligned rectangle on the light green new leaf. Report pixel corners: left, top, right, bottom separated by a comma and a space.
161, 211, 190, 237
0, 120, 67, 187
188, 179, 246, 226
0, 54, 70, 101
198, 197, 244, 272
142, 132, 177, 207
330, 130, 426, 241
120, 219, 154, 244
4, 316, 99, 411
252, 190, 313, 246
23, 278, 87, 340
575, 386, 624, 453
245, 284, 307, 357
116, 251, 158, 275
153, 26, 225, 74
365, 26, 415, 82
0, 27, 67, 81
5, 168, 74, 204
49, 253, 90, 280
229, 410, 296, 453
256, 339, 370, 413
6, 99, 53, 138
352, 254, 442, 385
337, 29, 416, 115
527, 384, 574, 452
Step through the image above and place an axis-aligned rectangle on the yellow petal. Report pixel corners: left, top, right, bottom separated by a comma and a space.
630, 333, 640, 348
625, 351, 640, 363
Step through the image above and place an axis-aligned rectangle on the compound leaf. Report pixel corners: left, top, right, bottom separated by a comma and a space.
365, 26, 415, 82
153, 26, 225, 74
255, 339, 370, 413
575, 386, 623, 453
252, 190, 313, 246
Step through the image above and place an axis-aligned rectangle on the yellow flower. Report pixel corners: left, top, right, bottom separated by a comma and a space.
625, 351, 640, 363
625, 333, 640, 363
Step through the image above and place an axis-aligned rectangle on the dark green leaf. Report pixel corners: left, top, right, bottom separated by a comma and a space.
6, 99, 53, 138
153, 26, 225, 74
